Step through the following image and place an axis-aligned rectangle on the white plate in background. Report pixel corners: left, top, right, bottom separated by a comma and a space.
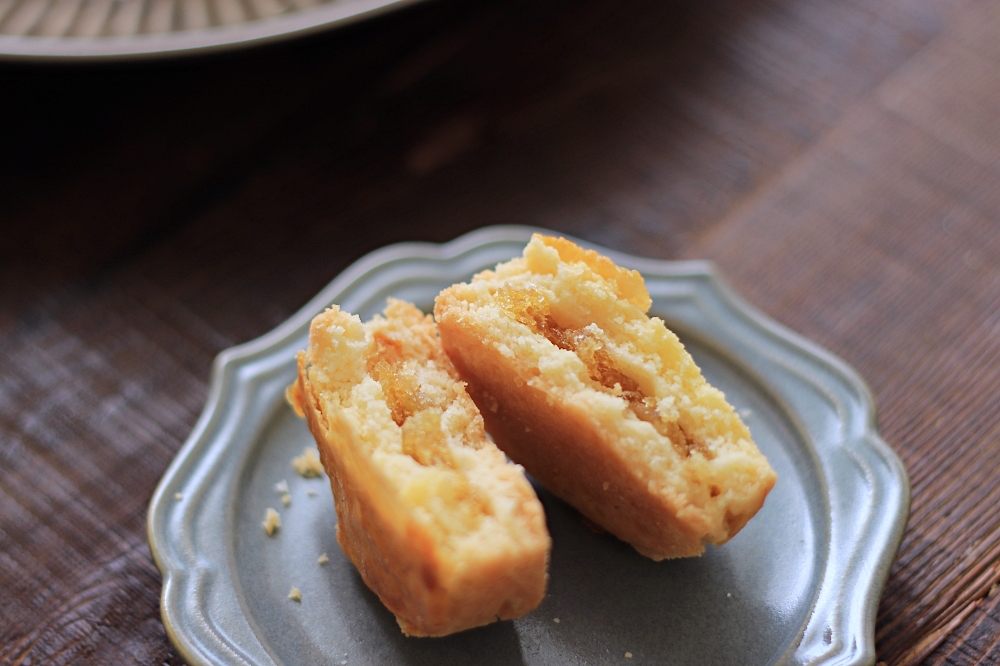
0, 0, 425, 60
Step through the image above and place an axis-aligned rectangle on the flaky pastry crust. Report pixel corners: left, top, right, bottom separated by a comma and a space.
289, 299, 550, 635
435, 235, 776, 559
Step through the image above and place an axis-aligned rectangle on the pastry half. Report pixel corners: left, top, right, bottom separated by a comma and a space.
288, 299, 550, 636
434, 234, 776, 560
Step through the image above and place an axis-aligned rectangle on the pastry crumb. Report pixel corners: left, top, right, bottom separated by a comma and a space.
553, 617, 560, 623
292, 447, 324, 478
275, 479, 290, 494
625, 652, 633, 659
174, 492, 183, 500
318, 553, 329, 566
288, 586, 302, 602
281, 493, 292, 507
263, 508, 281, 536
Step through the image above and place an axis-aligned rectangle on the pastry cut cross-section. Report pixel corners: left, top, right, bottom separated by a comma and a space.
434, 234, 777, 560
287, 299, 551, 636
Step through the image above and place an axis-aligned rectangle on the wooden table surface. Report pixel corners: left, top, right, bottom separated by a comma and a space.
2, 0, 999, 663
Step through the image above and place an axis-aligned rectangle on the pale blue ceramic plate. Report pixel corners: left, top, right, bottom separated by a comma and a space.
148, 225, 909, 666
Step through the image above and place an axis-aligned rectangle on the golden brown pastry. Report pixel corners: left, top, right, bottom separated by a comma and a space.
287, 299, 550, 636
434, 234, 776, 560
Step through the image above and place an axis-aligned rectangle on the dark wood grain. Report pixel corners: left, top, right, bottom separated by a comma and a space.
1, 0, 998, 663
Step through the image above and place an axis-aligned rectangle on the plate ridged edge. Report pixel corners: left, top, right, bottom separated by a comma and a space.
637, 259, 911, 666
147, 224, 910, 666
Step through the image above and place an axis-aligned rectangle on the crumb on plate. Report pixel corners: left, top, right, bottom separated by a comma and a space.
263, 508, 281, 536
318, 553, 329, 566
292, 447, 324, 478
288, 586, 302, 602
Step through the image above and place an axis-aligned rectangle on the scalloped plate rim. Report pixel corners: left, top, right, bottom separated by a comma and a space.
148, 224, 910, 666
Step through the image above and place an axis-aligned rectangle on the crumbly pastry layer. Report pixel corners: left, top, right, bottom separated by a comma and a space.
288, 299, 550, 636
434, 234, 777, 560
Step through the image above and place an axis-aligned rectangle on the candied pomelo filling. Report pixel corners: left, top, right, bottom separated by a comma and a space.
365, 331, 491, 534
495, 285, 711, 460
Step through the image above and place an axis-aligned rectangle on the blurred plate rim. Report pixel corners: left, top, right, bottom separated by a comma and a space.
0, 0, 426, 61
